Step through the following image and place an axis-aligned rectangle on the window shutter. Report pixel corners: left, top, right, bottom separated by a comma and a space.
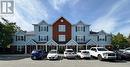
16, 36, 17, 41
76, 26, 77, 32
83, 26, 85, 32
47, 36, 48, 41
105, 36, 107, 41
39, 36, 40, 41
97, 36, 99, 41
47, 26, 48, 32
24, 35, 26, 41
39, 26, 40, 32
83, 36, 85, 42
76, 36, 77, 41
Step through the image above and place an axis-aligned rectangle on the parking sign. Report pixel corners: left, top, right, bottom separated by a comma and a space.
0, 0, 14, 14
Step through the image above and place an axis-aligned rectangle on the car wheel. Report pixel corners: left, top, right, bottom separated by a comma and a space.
32, 56, 37, 60
90, 55, 94, 60
98, 55, 103, 61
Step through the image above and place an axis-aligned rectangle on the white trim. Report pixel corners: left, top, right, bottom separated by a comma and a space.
26, 39, 37, 45
86, 39, 98, 46
66, 39, 78, 45
45, 39, 58, 45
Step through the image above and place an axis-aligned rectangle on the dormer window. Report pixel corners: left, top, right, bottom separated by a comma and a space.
76, 25, 85, 32
39, 25, 48, 32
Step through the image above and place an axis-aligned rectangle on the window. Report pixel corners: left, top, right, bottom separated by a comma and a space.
91, 48, 97, 52
76, 25, 85, 32
39, 35, 48, 42
98, 35, 106, 41
58, 25, 66, 32
17, 46, 24, 52
16, 36, 25, 41
59, 35, 65, 41
39, 26, 48, 32
40, 26, 43, 31
76, 35, 85, 42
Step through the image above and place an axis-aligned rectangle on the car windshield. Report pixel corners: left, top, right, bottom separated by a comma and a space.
32, 50, 37, 53
49, 50, 57, 53
126, 48, 130, 50
82, 51, 89, 53
97, 48, 108, 51
66, 50, 73, 52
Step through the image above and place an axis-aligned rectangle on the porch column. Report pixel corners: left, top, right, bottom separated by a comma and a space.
46, 45, 47, 52
66, 45, 67, 49
86, 45, 87, 50
24, 45, 27, 54
76, 45, 78, 52
56, 45, 58, 50
36, 45, 38, 50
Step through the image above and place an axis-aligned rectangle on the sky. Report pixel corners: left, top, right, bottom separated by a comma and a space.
0, 0, 130, 36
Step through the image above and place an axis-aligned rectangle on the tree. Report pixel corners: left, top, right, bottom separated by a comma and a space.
127, 34, 130, 47
0, 18, 18, 48
112, 33, 128, 49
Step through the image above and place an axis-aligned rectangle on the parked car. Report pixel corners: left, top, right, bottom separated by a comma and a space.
117, 47, 130, 60
64, 49, 77, 59
114, 50, 130, 60
77, 50, 91, 59
31, 50, 48, 60
119, 47, 130, 53
89, 47, 116, 61
47, 50, 59, 60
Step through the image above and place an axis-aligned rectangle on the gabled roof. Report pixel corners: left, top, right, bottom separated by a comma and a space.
45, 39, 58, 45
90, 31, 98, 34
98, 30, 106, 34
32, 20, 49, 25
26, 31, 35, 36
15, 30, 26, 35
66, 39, 78, 45
26, 39, 37, 45
86, 39, 97, 45
74, 20, 90, 26
52, 16, 71, 25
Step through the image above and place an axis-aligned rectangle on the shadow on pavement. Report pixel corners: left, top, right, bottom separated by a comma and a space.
0, 54, 30, 61
102, 60, 127, 63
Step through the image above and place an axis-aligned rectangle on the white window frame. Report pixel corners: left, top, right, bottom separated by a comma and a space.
59, 35, 65, 41
58, 25, 66, 32
77, 35, 84, 42
77, 25, 85, 32
99, 35, 105, 41
40, 35, 48, 42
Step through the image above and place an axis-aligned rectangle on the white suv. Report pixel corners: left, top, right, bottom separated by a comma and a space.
90, 47, 116, 61
64, 49, 76, 59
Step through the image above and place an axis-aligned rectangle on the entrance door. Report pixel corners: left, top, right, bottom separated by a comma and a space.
47, 45, 57, 52
58, 45, 65, 53
66, 45, 76, 52
87, 45, 96, 49
27, 45, 36, 54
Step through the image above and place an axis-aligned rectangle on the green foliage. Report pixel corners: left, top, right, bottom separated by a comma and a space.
0, 18, 18, 48
127, 34, 130, 46
112, 33, 129, 48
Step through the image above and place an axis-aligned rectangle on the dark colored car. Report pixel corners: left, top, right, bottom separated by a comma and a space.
31, 50, 48, 60
115, 50, 130, 60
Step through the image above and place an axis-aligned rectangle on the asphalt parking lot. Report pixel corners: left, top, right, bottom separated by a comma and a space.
0, 54, 130, 67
